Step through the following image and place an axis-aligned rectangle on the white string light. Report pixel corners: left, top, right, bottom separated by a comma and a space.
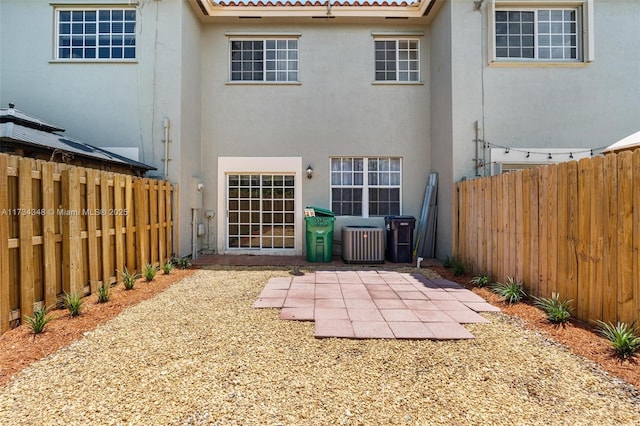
478, 141, 607, 158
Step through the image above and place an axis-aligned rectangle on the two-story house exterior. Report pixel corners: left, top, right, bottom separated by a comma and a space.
1, 0, 638, 259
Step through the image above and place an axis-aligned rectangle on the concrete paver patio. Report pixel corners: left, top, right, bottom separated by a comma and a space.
253, 270, 500, 339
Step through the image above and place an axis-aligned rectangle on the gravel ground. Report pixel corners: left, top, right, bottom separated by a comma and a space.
0, 268, 639, 425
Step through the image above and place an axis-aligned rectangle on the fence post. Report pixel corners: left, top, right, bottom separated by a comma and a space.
18, 158, 35, 321
41, 161, 58, 308
86, 168, 99, 294
100, 171, 112, 288
114, 174, 125, 279
61, 167, 83, 296
0, 155, 10, 333
135, 178, 149, 269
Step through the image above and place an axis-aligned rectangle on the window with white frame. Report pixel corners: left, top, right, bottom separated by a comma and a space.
230, 39, 299, 82
494, 8, 580, 61
375, 39, 420, 82
56, 8, 136, 60
330, 157, 401, 216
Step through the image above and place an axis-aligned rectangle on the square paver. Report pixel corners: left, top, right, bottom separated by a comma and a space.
315, 307, 350, 320
315, 272, 340, 284
265, 277, 292, 289
292, 274, 316, 284
373, 298, 406, 309
344, 298, 378, 309
444, 310, 490, 324
446, 289, 488, 303
315, 286, 343, 299
396, 291, 429, 300
280, 307, 314, 321
422, 290, 457, 301
402, 300, 439, 310
352, 321, 394, 339
431, 300, 469, 311
283, 297, 315, 308
347, 308, 385, 322
287, 288, 316, 299
315, 298, 346, 308
380, 309, 420, 322
426, 322, 475, 339
387, 321, 434, 339
430, 279, 464, 290
464, 302, 501, 312
258, 289, 289, 298
252, 297, 285, 308
369, 289, 399, 299
315, 319, 355, 338
341, 286, 371, 299
413, 310, 455, 322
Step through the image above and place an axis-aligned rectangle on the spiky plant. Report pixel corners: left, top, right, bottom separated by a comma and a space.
63, 292, 84, 317
533, 292, 572, 324
25, 306, 52, 334
596, 320, 640, 359
172, 257, 191, 270
143, 263, 158, 282
470, 274, 490, 288
162, 260, 173, 275
491, 276, 526, 304
97, 285, 110, 304
121, 267, 140, 290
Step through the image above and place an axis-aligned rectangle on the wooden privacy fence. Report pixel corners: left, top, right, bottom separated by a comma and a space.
0, 153, 175, 334
454, 150, 640, 325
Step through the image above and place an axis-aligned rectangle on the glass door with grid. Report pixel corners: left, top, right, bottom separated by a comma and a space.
227, 174, 295, 250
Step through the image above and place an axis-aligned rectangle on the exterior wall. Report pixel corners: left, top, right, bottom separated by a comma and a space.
437, 0, 640, 259
199, 22, 432, 255
0, 0, 198, 257
429, 0, 454, 259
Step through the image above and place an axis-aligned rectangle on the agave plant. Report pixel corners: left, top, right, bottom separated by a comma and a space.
491, 276, 526, 304
24, 306, 53, 334
533, 293, 572, 324
596, 320, 640, 359
97, 285, 110, 304
143, 263, 158, 282
63, 292, 85, 318
121, 267, 140, 290
162, 260, 173, 275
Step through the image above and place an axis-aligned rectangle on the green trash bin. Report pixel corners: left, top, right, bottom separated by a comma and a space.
304, 207, 335, 263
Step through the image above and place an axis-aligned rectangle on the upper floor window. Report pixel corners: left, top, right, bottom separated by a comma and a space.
375, 39, 420, 82
495, 9, 579, 61
56, 9, 136, 60
230, 39, 299, 82
330, 157, 402, 217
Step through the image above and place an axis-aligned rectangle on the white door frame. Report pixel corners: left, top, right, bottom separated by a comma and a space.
217, 157, 303, 255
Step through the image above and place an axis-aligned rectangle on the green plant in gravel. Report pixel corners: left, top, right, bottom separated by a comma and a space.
97, 285, 110, 303
533, 292, 572, 324
162, 260, 173, 275
491, 276, 526, 304
596, 320, 640, 359
121, 267, 140, 290
172, 257, 191, 270
470, 274, 490, 288
24, 306, 52, 334
143, 263, 158, 282
63, 292, 84, 317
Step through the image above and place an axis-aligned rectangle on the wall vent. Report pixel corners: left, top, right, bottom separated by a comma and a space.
341, 226, 385, 264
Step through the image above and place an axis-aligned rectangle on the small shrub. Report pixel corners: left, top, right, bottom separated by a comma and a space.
533, 292, 572, 324
121, 267, 140, 290
443, 256, 465, 276
491, 276, 526, 304
97, 285, 110, 304
25, 306, 52, 334
162, 260, 173, 275
172, 257, 191, 270
470, 274, 490, 288
596, 320, 640, 359
143, 263, 158, 282
63, 292, 84, 317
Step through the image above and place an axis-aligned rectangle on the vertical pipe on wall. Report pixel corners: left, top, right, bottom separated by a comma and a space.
163, 117, 170, 179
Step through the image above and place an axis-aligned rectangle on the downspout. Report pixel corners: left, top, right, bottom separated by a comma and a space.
163, 117, 170, 179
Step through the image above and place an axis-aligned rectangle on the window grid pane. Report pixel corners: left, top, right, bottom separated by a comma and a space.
231, 38, 299, 82
330, 157, 401, 217
57, 8, 135, 60
375, 39, 419, 82
495, 8, 578, 61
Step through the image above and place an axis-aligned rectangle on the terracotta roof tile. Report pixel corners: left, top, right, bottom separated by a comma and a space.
216, 0, 417, 7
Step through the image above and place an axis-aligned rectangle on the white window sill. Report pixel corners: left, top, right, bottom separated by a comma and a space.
489, 61, 589, 68
371, 81, 424, 85
49, 59, 138, 64
225, 81, 302, 86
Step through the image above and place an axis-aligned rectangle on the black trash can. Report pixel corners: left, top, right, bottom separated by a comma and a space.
385, 216, 416, 263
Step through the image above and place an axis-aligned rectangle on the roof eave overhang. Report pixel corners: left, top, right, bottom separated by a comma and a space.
192, 0, 439, 20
